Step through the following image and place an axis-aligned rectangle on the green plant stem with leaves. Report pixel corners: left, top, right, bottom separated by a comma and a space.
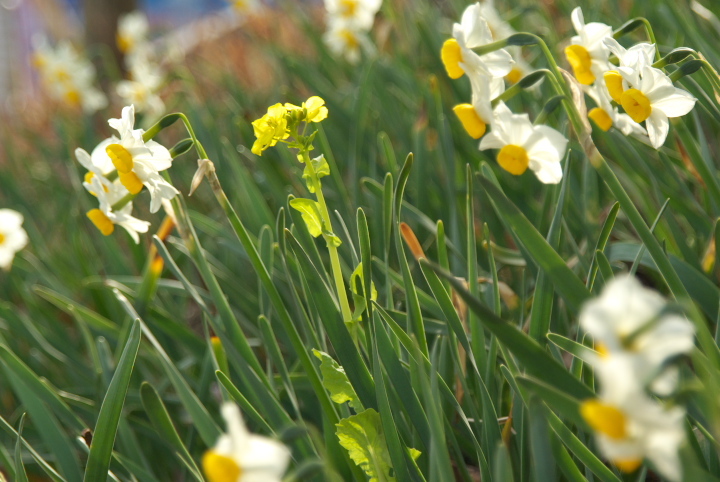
300, 149, 354, 325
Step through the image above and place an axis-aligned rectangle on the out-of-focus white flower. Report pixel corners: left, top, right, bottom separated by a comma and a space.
479, 102, 567, 183
585, 82, 647, 137
453, 73, 504, 139
441, 3, 513, 80
564, 7, 613, 85
203, 403, 291, 482
117, 50, 165, 119
323, 18, 372, 64
32, 37, 107, 113
580, 274, 695, 387
325, 0, 381, 31
581, 355, 686, 481
117, 11, 149, 54
0, 210, 29, 271
96, 105, 178, 212
229, 0, 260, 15
613, 66, 697, 148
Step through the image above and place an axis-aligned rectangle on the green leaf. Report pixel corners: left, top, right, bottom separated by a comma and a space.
336, 409, 395, 482
313, 349, 363, 411
14, 414, 29, 482
290, 198, 324, 237
84, 319, 142, 481
423, 260, 593, 400
140, 383, 204, 481
303, 154, 330, 193
477, 176, 591, 313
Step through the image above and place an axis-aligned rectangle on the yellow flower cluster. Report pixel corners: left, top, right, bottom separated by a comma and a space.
251, 96, 328, 156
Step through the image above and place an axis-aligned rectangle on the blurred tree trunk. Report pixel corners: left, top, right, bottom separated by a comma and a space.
84, 0, 137, 71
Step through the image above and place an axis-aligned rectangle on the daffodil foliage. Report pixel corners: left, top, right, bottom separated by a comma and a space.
3, 1, 720, 481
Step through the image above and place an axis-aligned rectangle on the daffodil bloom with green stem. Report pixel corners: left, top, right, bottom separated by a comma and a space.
472, 27, 720, 361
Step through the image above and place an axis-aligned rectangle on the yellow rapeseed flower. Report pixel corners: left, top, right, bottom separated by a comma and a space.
251, 104, 290, 156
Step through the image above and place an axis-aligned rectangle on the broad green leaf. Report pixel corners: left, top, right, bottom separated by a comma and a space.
313, 349, 363, 411
84, 319, 142, 481
303, 154, 330, 193
290, 198, 324, 237
336, 409, 395, 482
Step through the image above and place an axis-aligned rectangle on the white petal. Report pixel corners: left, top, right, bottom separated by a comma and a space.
478, 131, 505, 150
480, 49, 514, 77
646, 110, 669, 149
571, 7, 585, 34
0, 209, 24, 229
651, 89, 696, 118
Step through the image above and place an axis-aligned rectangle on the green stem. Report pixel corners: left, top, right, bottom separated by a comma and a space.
302, 151, 354, 324
110, 192, 138, 211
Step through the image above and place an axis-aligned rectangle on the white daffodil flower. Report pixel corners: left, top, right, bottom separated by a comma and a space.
203, 403, 291, 482
453, 73, 504, 139
0, 209, 29, 271
117, 51, 165, 119
585, 82, 647, 138
479, 102, 567, 183
441, 3, 513, 81
84, 176, 150, 243
325, 0, 382, 31
580, 274, 695, 388
32, 37, 108, 113
565, 7, 613, 85
474, 0, 529, 83
229, 0, 260, 16
601, 38, 656, 103
117, 11, 149, 54
95, 105, 178, 212
614, 66, 697, 148
323, 18, 372, 64
581, 355, 686, 481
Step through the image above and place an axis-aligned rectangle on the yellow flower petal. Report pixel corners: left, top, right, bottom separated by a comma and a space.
580, 399, 628, 440
202, 451, 242, 482
589, 107, 613, 131
621, 88, 652, 123
453, 104, 487, 139
565, 44, 595, 85
604, 70, 624, 103
497, 144, 529, 175
86, 209, 114, 236
441, 39, 465, 79
106, 144, 134, 173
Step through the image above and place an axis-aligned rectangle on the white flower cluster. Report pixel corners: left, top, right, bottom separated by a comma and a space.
579, 275, 695, 481
442, 3, 568, 184
566, 7, 696, 148
116, 11, 166, 120
323, 0, 382, 63
76, 105, 178, 242
32, 37, 107, 114
0, 210, 28, 271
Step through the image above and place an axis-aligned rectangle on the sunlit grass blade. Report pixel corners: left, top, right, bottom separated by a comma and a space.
83, 319, 142, 481
112, 290, 222, 447
14, 413, 29, 482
